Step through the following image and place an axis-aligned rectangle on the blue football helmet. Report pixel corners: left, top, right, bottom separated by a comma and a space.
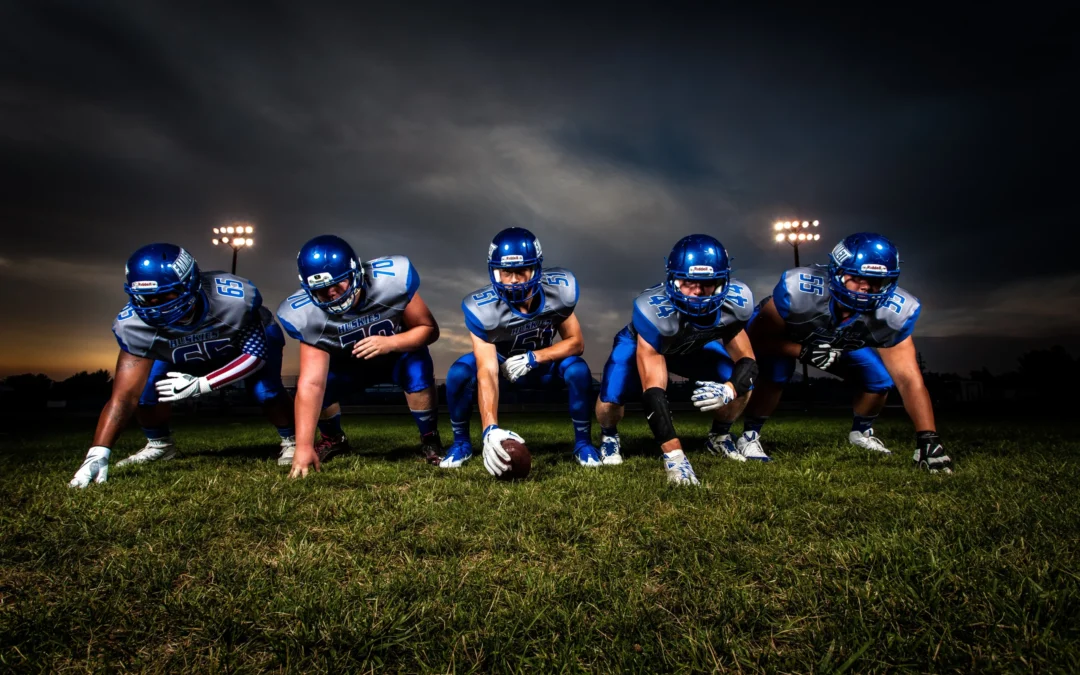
665, 234, 731, 318
297, 235, 362, 314
488, 227, 543, 306
124, 243, 203, 327
827, 232, 901, 312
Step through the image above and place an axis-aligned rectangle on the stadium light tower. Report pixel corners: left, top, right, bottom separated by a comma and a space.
211, 222, 255, 275
773, 219, 822, 391
773, 219, 821, 268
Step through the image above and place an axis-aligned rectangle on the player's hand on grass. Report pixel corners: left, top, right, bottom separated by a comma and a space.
352, 335, 396, 360
914, 431, 953, 473
691, 381, 735, 411
289, 445, 320, 479
799, 343, 841, 371
156, 372, 212, 402
69, 446, 109, 488
500, 352, 537, 383
482, 424, 522, 476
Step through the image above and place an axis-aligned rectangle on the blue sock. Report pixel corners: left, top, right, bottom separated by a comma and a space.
318, 414, 344, 438
450, 420, 471, 445
744, 416, 768, 435
711, 420, 733, 435
852, 415, 877, 433
276, 426, 295, 439
600, 425, 618, 437
142, 426, 171, 440
572, 418, 592, 447
411, 408, 438, 440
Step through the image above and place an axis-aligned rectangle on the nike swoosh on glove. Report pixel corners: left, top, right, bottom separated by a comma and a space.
156, 372, 213, 402
691, 381, 735, 411
69, 446, 110, 488
500, 352, 538, 383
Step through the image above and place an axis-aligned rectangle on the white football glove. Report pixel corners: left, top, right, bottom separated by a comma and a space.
799, 343, 842, 371
155, 371, 213, 402
691, 381, 735, 412
500, 352, 538, 383
69, 446, 110, 488
482, 425, 524, 477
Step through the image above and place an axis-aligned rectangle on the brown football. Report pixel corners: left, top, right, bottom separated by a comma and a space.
497, 438, 532, 480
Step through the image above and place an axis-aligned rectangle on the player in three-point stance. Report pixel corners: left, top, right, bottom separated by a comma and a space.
70, 243, 296, 487
736, 232, 952, 472
276, 235, 442, 478
594, 234, 760, 485
439, 227, 601, 476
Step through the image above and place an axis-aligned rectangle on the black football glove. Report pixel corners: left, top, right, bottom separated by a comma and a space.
914, 431, 953, 473
798, 342, 841, 371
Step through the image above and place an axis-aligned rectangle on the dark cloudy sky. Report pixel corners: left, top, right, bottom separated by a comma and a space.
1, 2, 1075, 379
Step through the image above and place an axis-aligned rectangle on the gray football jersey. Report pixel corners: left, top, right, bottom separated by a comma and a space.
462, 267, 579, 357
112, 272, 268, 363
627, 279, 754, 355
768, 267, 921, 350
276, 255, 419, 360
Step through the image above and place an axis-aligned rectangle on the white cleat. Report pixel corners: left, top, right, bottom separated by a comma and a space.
277, 436, 296, 465
600, 434, 623, 465
705, 433, 745, 462
848, 429, 892, 454
115, 437, 178, 467
663, 450, 700, 485
735, 431, 772, 462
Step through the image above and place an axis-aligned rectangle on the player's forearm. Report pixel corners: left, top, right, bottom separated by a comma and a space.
476, 365, 500, 429
389, 325, 438, 352
638, 352, 669, 391
92, 395, 138, 447
533, 335, 583, 363
293, 380, 325, 448
205, 354, 265, 389
896, 376, 936, 431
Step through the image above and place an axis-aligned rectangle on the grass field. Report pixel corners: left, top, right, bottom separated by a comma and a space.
1, 411, 1078, 673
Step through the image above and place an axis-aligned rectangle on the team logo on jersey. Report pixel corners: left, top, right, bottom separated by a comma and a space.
172, 248, 195, 279
860, 263, 888, 274
500, 255, 524, 265
831, 243, 852, 264
306, 272, 334, 287
688, 265, 714, 276
130, 280, 159, 291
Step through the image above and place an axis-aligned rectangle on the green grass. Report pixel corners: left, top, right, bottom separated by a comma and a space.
1, 412, 1078, 673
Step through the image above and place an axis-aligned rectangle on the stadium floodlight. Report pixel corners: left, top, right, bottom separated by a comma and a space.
212, 221, 256, 274
775, 233, 785, 242
774, 222, 784, 231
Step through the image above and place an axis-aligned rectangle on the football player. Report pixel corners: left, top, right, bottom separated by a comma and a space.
277, 235, 442, 478
594, 234, 758, 485
737, 232, 952, 472
439, 227, 601, 476
69, 243, 296, 488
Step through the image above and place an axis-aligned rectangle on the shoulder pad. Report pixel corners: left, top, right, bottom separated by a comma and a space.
111, 304, 154, 357
724, 277, 755, 323
541, 267, 579, 309
363, 255, 418, 307
203, 272, 262, 326
275, 289, 327, 345
631, 286, 680, 348
775, 267, 828, 320
875, 286, 921, 344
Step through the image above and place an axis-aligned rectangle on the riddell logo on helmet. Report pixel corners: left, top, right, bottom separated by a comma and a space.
860, 263, 888, 274
131, 280, 159, 291
501, 255, 524, 264
688, 265, 714, 276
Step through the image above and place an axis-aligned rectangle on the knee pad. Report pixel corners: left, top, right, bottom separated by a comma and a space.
641, 387, 677, 444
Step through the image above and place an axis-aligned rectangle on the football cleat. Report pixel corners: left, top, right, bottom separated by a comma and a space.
663, 450, 700, 486
705, 432, 745, 462
599, 433, 623, 465
277, 436, 296, 466
438, 441, 474, 468
848, 429, 891, 454
314, 432, 351, 464
574, 442, 603, 467
735, 431, 772, 462
419, 433, 443, 465
115, 437, 178, 467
